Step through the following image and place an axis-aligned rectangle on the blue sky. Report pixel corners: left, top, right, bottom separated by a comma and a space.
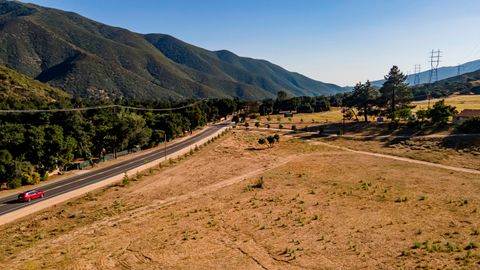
24, 0, 480, 86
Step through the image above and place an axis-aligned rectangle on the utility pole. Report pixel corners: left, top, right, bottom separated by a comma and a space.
414, 64, 421, 85
457, 64, 462, 76
428, 49, 442, 108
164, 132, 167, 161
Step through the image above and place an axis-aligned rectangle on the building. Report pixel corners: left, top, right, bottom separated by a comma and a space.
453, 109, 480, 124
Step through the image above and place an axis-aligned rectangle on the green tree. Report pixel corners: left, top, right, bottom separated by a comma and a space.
427, 100, 457, 125
184, 106, 207, 130
348, 81, 379, 122
0, 150, 13, 186
114, 112, 152, 151
379, 66, 412, 118
277, 91, 288, 101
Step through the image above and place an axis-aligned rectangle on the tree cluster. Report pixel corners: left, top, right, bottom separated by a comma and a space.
259, 92, 331, 115
0, 98, 239, 189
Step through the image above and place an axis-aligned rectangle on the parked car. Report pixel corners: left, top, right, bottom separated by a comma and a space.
18, 190, 45, 202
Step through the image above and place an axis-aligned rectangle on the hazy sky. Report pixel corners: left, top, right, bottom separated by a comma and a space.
24, 0, 480, 86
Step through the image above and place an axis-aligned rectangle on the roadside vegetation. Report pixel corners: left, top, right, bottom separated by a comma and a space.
0, 68, 240, 189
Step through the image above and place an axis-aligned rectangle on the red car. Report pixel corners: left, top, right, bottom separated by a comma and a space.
18, 190, 45, 202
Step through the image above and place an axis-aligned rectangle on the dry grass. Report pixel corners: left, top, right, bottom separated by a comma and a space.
413, 94, 480, 111
256, 107, 344, 124
0, 130, 479, 269
323, 137, 480, 170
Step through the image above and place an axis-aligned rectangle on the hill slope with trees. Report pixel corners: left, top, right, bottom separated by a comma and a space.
0, 0, 345, 100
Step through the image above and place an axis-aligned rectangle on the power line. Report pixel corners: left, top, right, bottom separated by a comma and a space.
0, 100, 204, 114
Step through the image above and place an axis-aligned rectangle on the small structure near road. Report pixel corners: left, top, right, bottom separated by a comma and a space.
453, 109, 480, 124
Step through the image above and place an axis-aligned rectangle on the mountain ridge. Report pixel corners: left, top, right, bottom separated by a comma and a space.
371, 59, 480, 88
0, 0, 345, 100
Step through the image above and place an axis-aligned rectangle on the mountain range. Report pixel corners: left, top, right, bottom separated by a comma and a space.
0, 0, 346, 100
371, 59, 480, 88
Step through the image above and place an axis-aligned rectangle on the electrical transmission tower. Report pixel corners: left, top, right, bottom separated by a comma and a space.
428, 49, 441, 83
427, 49, 442, 108
413, 64, 421, 85
457, 64, 462, 76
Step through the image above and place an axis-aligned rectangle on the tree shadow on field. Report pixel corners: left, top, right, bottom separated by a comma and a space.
245, 147, 267, 151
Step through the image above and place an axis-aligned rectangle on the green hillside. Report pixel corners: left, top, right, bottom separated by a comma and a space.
0, 0, 345, 100
0, 64, 70, 107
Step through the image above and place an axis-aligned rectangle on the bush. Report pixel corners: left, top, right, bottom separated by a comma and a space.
291, 125, 297, 131
245, 177, 264, 191
244, 122, 249, 128
393, 108, 412, 121
279, 124, 284, 129
122, 172, 129, 186
258, 138, 266, 145
267, 136, 275, 145
318, 126, 324, 135
7, 178, 21, 189
255, 122, 260, 128
273, 134, 280, 142
457, 117, 480, 133
427, 100, 457, 125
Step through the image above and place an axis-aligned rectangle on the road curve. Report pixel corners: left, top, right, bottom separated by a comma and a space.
0, 122, 229, 216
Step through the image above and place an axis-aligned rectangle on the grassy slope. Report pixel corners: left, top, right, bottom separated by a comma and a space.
412, 94, 480, 111
0, 1, 344, 100
0, 64, 70, 106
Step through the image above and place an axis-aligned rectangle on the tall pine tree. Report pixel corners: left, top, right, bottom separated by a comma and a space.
379, 66, 412, 118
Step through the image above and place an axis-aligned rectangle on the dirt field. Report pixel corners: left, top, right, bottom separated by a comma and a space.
324, 136, 480, 171
0, 130, 479, 269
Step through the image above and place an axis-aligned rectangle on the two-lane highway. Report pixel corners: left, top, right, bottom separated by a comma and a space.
0, 122, 229, 216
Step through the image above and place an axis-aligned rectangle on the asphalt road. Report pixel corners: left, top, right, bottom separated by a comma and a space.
0, 122, 229, 216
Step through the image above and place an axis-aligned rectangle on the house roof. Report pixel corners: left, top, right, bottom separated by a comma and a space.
456, 109, 480, 117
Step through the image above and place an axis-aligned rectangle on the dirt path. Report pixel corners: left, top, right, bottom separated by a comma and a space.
311, 140, 480, 175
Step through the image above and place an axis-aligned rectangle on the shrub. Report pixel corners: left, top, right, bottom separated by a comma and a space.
255, 122, 260, 128
457, 117, 480, 133
122, 172, 129, 186
394, 108, 412, 121
245, 177, 264, 191
244, 122, 250, 128
427, 100, 457, 125
273, 134, 280, 142
258, 138, 266, 145
279, 124, 284, 129
318, 126, 324, 135
291, 125, 297, 131
7, 178, 21, 189
267, 136, 275, 145
232, 115, 240, 124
